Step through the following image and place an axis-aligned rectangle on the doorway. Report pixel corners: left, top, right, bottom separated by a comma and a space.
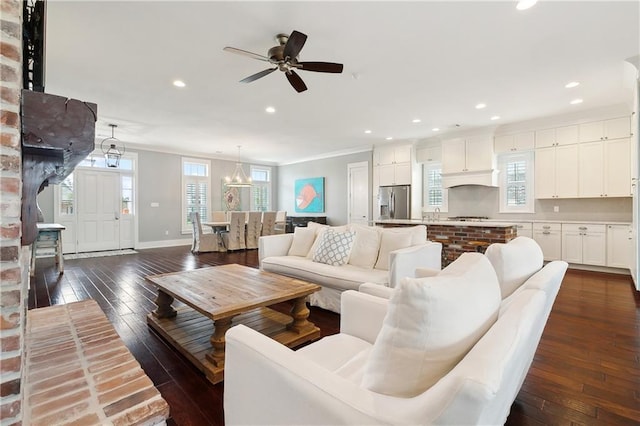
347, 161, 370, 225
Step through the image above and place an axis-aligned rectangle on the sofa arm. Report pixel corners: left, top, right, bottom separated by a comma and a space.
358, 282, 394, 299
258, 234, 294, 268
340, 290, 388, 344
415, 267, 440, 278
224, 325, 385, 425
388, 241, 442, 287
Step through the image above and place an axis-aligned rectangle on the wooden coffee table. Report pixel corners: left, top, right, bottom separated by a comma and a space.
146, 264, 321, 384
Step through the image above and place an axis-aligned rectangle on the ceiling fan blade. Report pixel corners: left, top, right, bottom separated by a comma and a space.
283, 30, 307, 59
297, 62, 344, 73
285, 70, 307, 93
223, 46, 270, 62
240, 68, 277, 83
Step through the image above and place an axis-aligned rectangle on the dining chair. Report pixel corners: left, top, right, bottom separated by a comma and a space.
190, 212, 224, 253
245, 211, 263, 249
222, 211, 246, 251
261, 211, 277, 236
274, 210, 287, 234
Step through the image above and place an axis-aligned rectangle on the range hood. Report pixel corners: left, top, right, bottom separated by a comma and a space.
441, 169, 499, 188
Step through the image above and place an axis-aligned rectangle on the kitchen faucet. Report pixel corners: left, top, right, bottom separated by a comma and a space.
434, 207, 440, 222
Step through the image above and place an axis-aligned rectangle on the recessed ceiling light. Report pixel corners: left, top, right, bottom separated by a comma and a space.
565, 81, 580, 88
412, 119, 421, 123
364, 130, 372, 134
173, 80, 186, 88
432, 128, 440, 132
490, 115, 501, 120
516, 0, 538, 10
265, 106, 276, 113
570, 98, 583, 105
475, 103, 487, 109
385, 137, 393, 141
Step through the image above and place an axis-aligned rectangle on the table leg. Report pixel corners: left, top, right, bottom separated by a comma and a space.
288, 296, 314, 334
206, 317, 233, 368
152, 290, 177, 319
30, 243, 37, 277
56, 235, 64, 274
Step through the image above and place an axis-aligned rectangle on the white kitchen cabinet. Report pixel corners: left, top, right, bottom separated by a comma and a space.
533, 223, 562, 261
377, 163, 411, 186
606, 224, 632, 268
561, 223, 606, 266
494, 132, 534, 153
534, 125, 578, 148
442, 136, 493, 173
515, 222, 533, 238
579, 138, 632, 198
578, 117, 631, 143
535, 144, 579, 198
374, 144, 412, 166
416, 145, 441, 163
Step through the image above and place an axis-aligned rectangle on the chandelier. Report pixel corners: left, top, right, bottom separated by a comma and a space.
225, 145, 252, 187
100, 124, 125, 168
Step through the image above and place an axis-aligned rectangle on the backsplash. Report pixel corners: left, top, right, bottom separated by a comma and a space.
447, 185, 633, 223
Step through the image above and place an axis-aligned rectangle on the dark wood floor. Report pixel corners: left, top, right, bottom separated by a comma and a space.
29, 247, 639, 425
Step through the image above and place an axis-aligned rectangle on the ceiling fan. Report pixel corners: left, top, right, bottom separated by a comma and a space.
223, 30, 344, 93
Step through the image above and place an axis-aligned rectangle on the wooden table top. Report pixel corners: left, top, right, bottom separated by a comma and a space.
146, 264, 321, 320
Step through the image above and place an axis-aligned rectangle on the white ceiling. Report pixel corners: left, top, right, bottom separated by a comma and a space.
44, 1, 639, 165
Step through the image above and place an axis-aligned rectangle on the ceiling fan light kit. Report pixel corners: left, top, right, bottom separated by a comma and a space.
224, 30, 344, 93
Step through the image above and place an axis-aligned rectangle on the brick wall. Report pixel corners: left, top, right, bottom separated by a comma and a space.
1, 0, 25, 424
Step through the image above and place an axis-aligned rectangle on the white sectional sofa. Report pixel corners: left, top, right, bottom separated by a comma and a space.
224, 237, 568, 425
259, 222, 442, 313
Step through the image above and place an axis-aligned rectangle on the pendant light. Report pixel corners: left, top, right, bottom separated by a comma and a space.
100, 124, 125, 168
225, 145, 252, 187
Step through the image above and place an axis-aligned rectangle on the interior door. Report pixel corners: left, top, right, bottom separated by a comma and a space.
348, 161, 369, 225
77, 169, 120, 252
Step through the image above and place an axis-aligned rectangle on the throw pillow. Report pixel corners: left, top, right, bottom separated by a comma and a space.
306, 225, 349, 259
312, 229, 356, 266
362, 253, 501, 397
348, 225, 383, 269
287, 227, 318, 257
374, 231, 413, 270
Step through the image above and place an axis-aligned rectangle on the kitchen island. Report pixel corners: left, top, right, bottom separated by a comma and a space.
375, 219, 517, 265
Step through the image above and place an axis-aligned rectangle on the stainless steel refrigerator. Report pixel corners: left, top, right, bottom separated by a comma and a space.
378, 185, 411, 220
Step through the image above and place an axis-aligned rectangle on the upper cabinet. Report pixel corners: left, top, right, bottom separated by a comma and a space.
442, 136, 494, 174
373, 144, 413, 186
534, 125, 578, 148
578, 138, 632, 198
374, 144, 412, 166
578, 117, 631, 143
494, 131, 534, 153
416, 145, 441, 163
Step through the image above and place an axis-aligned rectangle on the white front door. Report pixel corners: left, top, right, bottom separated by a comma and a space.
348, 161, 370, 225
77, 170, 121, 252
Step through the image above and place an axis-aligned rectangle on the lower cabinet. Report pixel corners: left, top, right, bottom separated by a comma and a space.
533, 223, 562, 261
561, 224, 606, 266
515, 222, 533, 238
606, 224, 632, 268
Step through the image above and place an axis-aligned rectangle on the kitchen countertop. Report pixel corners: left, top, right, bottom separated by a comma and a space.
374, 219, 518, 228
374, 219, 632, 227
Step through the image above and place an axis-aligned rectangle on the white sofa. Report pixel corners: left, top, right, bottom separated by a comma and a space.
259, 223, 442, 313
224, 238, 568, 425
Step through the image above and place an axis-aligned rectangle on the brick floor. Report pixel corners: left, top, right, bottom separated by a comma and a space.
23, 300, 169, 425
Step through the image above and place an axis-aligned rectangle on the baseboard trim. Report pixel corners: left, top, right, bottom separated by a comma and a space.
136, 239, 192, 250
566, 263, 631, 275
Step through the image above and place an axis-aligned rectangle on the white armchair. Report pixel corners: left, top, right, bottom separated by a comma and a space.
225, 252, 559, 425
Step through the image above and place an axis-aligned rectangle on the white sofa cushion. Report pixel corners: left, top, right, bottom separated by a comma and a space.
485, 236, 544, 299
312, 229, 355, 266
362, 253, 501, 397
374, 231, 413, 270
348, 224, 382, 269
384, 225, 427, 246
261, 256, 388, 291
287, 227, 317, 257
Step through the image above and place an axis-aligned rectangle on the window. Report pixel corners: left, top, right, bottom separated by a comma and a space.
121, 175, 133, 215
182, 158, 211, 233
422, 162, 448, 212
250, 166, 272, 211
498, 151, 534, 213
59, 173, 74, 215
